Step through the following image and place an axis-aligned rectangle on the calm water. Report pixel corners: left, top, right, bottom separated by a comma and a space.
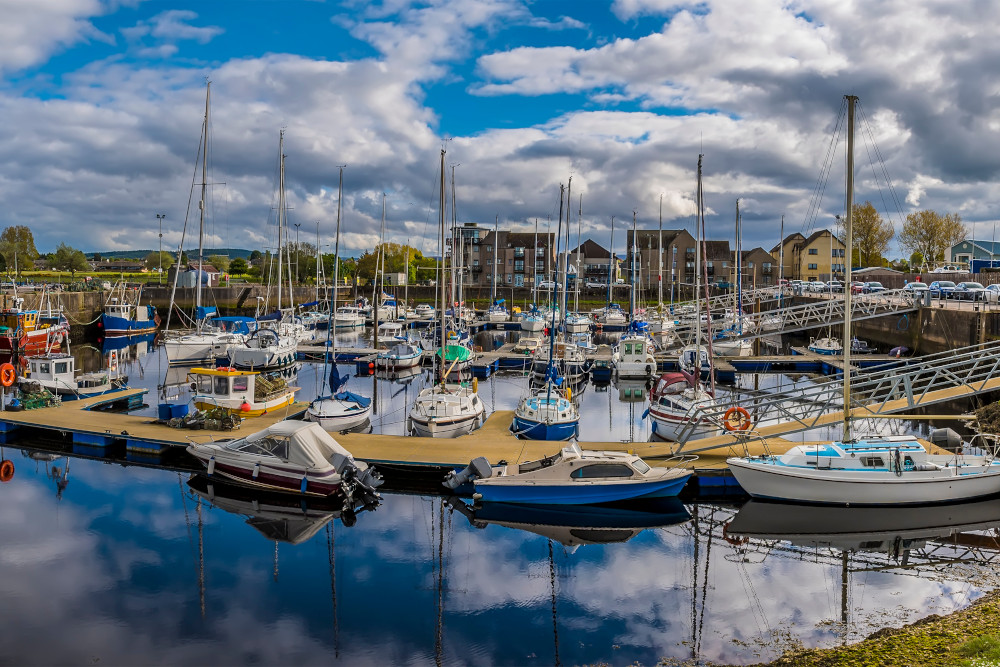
0, 333, 995, 665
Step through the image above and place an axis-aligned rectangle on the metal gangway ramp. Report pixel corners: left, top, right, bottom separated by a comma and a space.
670, 288, 922, 345
670, 339, 1000, 452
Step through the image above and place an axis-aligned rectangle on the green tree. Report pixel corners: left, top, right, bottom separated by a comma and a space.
899, 210, 967, 264
144, 251, 175, 272
0, 226, 38, 275
207, 254, 230, 273
852, 201, 895, 268
229, 257, 248, 275
249, 250, 263, 263
910, 251, 925, 269
92, 253, 102, 262
51, 243, 89, 276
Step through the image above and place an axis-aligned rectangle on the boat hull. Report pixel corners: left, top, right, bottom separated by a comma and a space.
727, 457, 1000, 506
100, 313, 157, 337
511, 416, 578, 441
305, 400, 372, 432
474, 472, 691, 505
189, 451, 343, 497
409, 413, 481, 438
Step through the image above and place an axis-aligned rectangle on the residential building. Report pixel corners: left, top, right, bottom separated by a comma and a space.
624, 229, 698, 295
569, 239, 620, 286
469, 229, 556, 288
168, 262, 221, 288
771, 229, 846, 282
702, 241, 733, 287
737, 247, 777, 286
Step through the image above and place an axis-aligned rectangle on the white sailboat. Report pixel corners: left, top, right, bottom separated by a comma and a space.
163, 82, 249, 366
486, 215, 510, 323
649, 155, 721, 441
727, 94, 1000, 505
306, 166, 373, 433
407, 149, 485, 439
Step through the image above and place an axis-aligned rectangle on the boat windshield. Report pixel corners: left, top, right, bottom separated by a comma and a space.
226, 435, 290, 460
632, 459, 651, 474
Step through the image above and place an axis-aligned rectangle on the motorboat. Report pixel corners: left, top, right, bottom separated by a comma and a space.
415, 304, 435, 320
22, 352, 127, 401
595, 303, 628, 327
486, 300, 510, 323
375, 342, 422, 370
445, 443, 693, 505
333, 305, 365, 329
100, 282, 157, 336
186, 421, 383, 499
727, 430, 1000, 506
408, 381, 485, 438
612, 331, 657, 379
435, 343, 474, 372
228, 328, 298, 370
563, 312, 592, 334
376, 321, 405, 340
647, 371, 722, 442
163, 314, 250, 366
520, 308, 546, 332
807, 336, 842, 355
187, 366, 298, 417
678, 344, 711, 374
511, 336, 542, 356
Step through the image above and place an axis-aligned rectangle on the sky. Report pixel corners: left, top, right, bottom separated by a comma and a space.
3, 0, 1000, 259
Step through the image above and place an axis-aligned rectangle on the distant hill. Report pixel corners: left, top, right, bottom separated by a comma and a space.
86, 248, 254, 260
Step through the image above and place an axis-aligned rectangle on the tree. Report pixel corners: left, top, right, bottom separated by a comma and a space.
144, 251, 175, 272
92, 253, 102, 262
207, 254, 230, 273
0, 226, 38, 275
899, 210, 967, 265
910, 251, 925, 269
229, 257, 248, 275
51, 243, 89, 276
851, 201, 894, 268
249, 250, 263, 265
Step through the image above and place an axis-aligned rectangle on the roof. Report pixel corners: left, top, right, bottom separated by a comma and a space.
626, 229, 690, 249
801, 229, 844, 247
953, 239, 1000, 255
570, 239, 611, 259
770, 232, 806, 253
187, 263, 220, 273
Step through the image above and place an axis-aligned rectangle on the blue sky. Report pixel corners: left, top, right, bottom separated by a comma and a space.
1, 0, 999, 257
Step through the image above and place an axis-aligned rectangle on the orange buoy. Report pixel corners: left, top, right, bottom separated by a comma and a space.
240, 402, 252, 412
0, 362, 15, 388
0, 459, 14, 483
723, 406, 752, 432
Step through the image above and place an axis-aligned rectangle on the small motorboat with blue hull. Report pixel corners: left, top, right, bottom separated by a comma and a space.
445, 443, 692, 505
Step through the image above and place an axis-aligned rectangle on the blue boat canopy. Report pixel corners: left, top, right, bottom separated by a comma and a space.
334, 390, 372, 408
195, 306, 217, 321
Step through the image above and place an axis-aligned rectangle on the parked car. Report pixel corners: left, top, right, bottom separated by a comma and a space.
903, 281, 929, 293
929, 280, 956, 298
807, 281, 828, 293
826, 280, 844, 292
850, 281, 865, 294
985, 284, 1000, 303
586, 281, 607, 288
862, 281, 885, 294
954, 281, 987, 300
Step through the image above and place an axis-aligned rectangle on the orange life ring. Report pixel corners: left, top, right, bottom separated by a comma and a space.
722, 521, 747, 545
0, 362, 16, 387
723, 406, 752, 432
0, 459, 14, 482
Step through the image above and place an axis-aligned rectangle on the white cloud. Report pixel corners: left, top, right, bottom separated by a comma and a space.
0, 0, 113, 73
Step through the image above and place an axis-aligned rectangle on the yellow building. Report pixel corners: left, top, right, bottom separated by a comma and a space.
770, 229, 847, 282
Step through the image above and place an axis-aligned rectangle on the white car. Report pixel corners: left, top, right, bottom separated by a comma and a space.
985, 284, 1000, 303
903, 281, 929, 293
586, 281, 608, 288
537, 280, 557, 289
807, 281, 828, 293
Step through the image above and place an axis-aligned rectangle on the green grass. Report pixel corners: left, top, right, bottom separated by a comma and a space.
957, 635, 1000, 666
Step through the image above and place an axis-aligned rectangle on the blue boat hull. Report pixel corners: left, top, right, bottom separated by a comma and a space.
474, 473, 691, 505
101, 313, 157, 336
511, 416, 578, 441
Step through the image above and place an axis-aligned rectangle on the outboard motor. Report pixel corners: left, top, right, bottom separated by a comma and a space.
929, 428, 964, 451
442, 456, 492, 490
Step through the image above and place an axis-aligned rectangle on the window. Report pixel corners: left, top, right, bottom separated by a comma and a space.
571, 464, 634, 479
473, 259, 479, 267
514, 260, 525, 272
632, 459, 650, 474
514, 247, 525, 257
231, 436, 290, 460
233, 376, 249, 392
485, 245, 492, 252
55, 362, 68, 374
39, 362, 50, 374
808, 248, 818, 255
860, 456, 885, 467
506, 274, 512, 283
198, 375, 213, 393
808, 263, 818, 270
215, 376, 229, 395
536, 247, 545, 257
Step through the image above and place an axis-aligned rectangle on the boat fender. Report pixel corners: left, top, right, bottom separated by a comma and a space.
241, 402, 251, 412
300, 476, 308, 494
0, 459, 13, 483
252, 462, 260, 479
566, 386, 572, 401
206, 456, 216, 476
472, 377, 478, 393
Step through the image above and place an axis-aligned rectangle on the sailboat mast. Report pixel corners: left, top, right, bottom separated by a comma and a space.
736, 199, 743, 332
607, 216, 614, 306
658, 194, 664, 308
843, 95, 857, 440
564, 176, 571, 318
196, 81, 210, 327
327, 166, 344, 379
630, 211, 637, 319
404, 238, 410, 313
276, 131, 285, 313
560, 181, 568, 322
533, 218, 538, 304
575, 195, 582, 313
439, 149, 447, 385
694, 156, 703, 365
492, 215, 498, 304
315, 221, 321, 303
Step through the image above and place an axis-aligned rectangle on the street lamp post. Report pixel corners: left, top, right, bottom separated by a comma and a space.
156, 213, 165, 284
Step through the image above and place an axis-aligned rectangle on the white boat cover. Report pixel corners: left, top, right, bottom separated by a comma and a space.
228, 421, 356, 469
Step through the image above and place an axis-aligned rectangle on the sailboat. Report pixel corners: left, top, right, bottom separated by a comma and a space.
407, 149, 485, 438
648, 155, 722, 442
486, 215, 510, 323
511, 182, 580, 441
727, 95, 1000, 505
612, 213, 657, 379
163, 82, 249, 366
306, 166, 373, 433
711, 201, 752, 357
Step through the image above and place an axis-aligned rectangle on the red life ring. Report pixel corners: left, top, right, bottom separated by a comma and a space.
723, 406, 752, 432
0, 459, 14, 483
0, 362, 16, 387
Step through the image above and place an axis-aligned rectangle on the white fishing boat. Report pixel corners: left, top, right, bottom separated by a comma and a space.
22, 352, 128, 401
415, 304, 435, 320
188, 366, 297, 417
612, 331, 657, 379
375, 342, 422, 370
376, 321, 405, 340
512, 336, 543, 356
444, 443, 692, 505
727, 94, 1000, 506
186, 421, 382, 499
